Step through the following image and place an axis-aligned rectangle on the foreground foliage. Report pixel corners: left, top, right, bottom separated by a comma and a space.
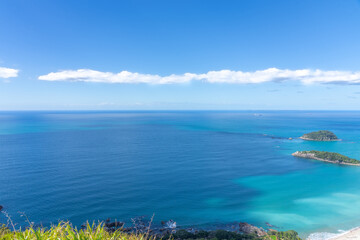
0, 222, 154, 240
0, 222, 302, 240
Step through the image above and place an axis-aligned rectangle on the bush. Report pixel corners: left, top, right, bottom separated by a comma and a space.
174, 229, 195, 239
267, 230, 301, 240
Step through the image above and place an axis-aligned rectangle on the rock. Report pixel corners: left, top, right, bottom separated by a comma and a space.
122, 227, 132, 232
239, 222, 267, 237
105, 221, 124, 228
265, 222, 278, 228
0, 205, 3, 211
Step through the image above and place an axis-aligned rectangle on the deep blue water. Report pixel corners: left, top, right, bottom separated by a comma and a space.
1, 111, 360, 237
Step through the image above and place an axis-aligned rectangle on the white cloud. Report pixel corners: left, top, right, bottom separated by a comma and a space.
38, 69, 202, 84
38, 68, 360, 85
0, 67, 19, 78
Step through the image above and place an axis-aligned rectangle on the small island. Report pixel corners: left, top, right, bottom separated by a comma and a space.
292, 150, 360, 166
300, 130, 339, 141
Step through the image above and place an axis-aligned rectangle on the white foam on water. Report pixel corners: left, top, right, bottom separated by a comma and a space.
307, 228, 359, 240
307, 231, 340, 240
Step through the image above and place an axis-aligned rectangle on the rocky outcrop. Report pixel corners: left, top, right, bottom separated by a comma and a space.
105, 221, 124, 228
292, 151, 316, 159
239, 222, 267, 236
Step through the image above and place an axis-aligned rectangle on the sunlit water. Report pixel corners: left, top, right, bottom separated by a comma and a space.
1, 111, 360, 238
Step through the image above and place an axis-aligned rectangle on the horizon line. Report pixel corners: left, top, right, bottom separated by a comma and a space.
1, 109, 360, 112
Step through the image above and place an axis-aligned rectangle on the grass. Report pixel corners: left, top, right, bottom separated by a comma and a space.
0, 221, 155, 240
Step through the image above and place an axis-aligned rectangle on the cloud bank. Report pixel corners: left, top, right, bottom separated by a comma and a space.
0, 67, 19, 78
38, 68, 360, 85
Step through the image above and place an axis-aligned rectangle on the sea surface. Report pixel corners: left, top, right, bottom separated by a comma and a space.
1, 111, 360, 237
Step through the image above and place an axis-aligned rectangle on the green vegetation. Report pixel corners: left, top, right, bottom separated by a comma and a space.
0, 222, 155, 240
266, 230, 301, 240
300, 130, 338, 141
297, 150, 360, 164
0, 222, 302, 240
165, 229, 301, 240
168, 229, 260, 240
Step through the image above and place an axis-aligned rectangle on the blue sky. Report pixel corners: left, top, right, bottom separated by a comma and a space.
1, 0, 360, 110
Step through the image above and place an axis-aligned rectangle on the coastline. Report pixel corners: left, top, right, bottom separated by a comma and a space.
308, 226, 360, 240
292, 152, 360, 166
329, 226, 360, 240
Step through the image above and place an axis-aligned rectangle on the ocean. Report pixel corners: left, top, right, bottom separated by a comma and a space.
1, 111, 360, 237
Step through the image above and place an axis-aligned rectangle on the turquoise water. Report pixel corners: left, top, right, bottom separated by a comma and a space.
1, 111, 360, 237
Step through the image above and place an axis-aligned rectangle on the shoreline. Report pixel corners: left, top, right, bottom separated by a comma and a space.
329, 226, 360, 240
308, 226, 360, 240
